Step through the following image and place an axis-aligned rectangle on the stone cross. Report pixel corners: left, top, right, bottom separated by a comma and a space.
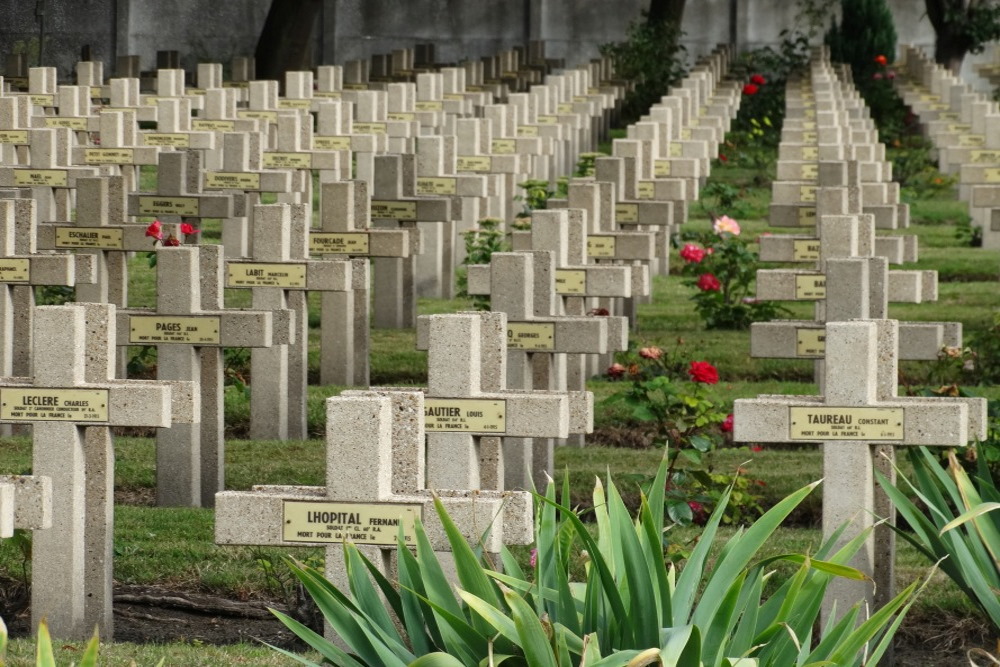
202, 131, 293, 258
225, 203, 353, 440
370, 153, 446, 328
215, 387, 533, 643
465, 250, 614, 489
0, 127, 98, 221
734, 319, 985, 623
0, 474, 51, 539
126, 150, 235, 233
311, 180, 409, 386
116, 244, 289, 507
0, 197, 96, 384
4, 303, 196, 639
70, 109, 160, 192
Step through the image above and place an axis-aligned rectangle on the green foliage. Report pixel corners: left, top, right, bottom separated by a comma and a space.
34, 286, 74, 306
888, 136, 958, 200
603, 343, 737, 524
514, 179, 555, 218
877, 448, 1000, 634
599, 15, 688, 124
674, 221, 790, 330
970, 313, 1000, 385
456, 219, 508, 310
270, 460, 925, 666
825, 0, 897, 81
0, 616, 116, 667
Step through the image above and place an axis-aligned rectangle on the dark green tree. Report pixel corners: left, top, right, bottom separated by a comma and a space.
825, 0, 897, 81
254, 0, 323, 84
925, 0, 1000, 73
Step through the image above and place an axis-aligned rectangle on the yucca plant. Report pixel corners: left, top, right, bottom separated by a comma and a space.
0, 617, 99, 667
876, 447, 1000, 654
269, 455, 927, 666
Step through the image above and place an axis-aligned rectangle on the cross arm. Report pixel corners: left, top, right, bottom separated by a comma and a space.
0, 475, 52, 535
23, 254, 96, 286
115, 307, 285, 348
0, 379, 174, 427
215, 486, 532, 552
108, 379, 199, 424
557, 265, 632, 298
750, 320, 961, 361
887, 270, 937, 303
733, 395, 980, 445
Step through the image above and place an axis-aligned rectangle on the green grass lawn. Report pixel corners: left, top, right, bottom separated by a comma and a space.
3, 138, 999, 664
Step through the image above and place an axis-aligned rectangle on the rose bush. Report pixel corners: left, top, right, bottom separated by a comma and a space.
675, 217, 789, 330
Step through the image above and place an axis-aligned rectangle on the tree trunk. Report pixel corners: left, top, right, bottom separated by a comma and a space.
647, 0, 686, 26
254, 0, 323, 84
925, 0, 971, 74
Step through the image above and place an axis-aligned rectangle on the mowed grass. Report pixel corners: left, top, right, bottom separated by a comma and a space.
2, 149, 998, 662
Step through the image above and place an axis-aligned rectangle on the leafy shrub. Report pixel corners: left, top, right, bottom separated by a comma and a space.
599, 15, 688, 124
269, 458, 924, 666
456, 218, 507, 310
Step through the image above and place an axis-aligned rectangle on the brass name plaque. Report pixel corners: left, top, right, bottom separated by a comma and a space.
795, 328, 825, 357
14, 169, 68, 187
792, 239, 820, 261
680, 128, 692, 139
983, 168, 1000, 183
507, 322, 556, 350
0, 259, 30, 283
129, 316, 221, 345
282, 501, 421, 546
227, 263, 307, 288
799, 163, 818, 180
416, 177, 457, 196
794, 274, 826, 299
143, 133, 190, 147
587, 236, 616, 258
192, 119, 236, 131
263, 152, 312, 169
557, 103, 573, 113
669, 143, 683, 157
456, 156, 492, 172
971, 150, 1000, 164
615, 203, 639, 223
387, 111, 415, 121
424, 398, 506, 433
137, 196, 199, 216
0, 388, 109, 422
314, 136, 352, 150
313, 91, 342, 99
44, 117, 87, 130
959, 134, 985, 147
309, 232, 370, 255
29, 94, 55, 106
352, 122, 387, 134
415, 100, 443, 111
537, 115, 558, 124
789, 407, 904, 441
798, 207, 817, 226
517, 125, 539, 137
802, 146, 818, 160
236, 110, 278, 121
637, 181, 655, 200
0, 130, 28, 144
54, 227, 124, 249
491, 138, 516, 154
653, 160, 671, 177
371, 200, 417, 220
555, 269, 586, 295
278, 98, 312, 109
801, 131, 817, 142
799, 185, 817, 203
204, 172, 262, 190
84, 148, 135, 164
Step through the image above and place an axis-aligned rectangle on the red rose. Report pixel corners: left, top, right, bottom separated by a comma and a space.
145, 220, 163, 241
750, 74, 766, 85
718, 153, 728, 162
742, 83, 758, 96
639, 346, 662, 360
874, 54, 888, 66
696, 273, 721, 291
688, 361, 719, 384
607, 363, 626, 379
163, 234, 181, 247
721, 413, 734, 433
679, 243, 705, 264
180, 222, 199, 236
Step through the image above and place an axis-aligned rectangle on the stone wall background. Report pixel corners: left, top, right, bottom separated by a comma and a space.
0, 0, 994, 91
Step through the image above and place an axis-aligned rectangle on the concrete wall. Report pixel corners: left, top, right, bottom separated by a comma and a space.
0, 0, 995, 92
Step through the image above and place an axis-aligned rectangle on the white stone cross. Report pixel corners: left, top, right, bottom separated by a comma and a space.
3, 303, 196, 639
734, 319, 986, 623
